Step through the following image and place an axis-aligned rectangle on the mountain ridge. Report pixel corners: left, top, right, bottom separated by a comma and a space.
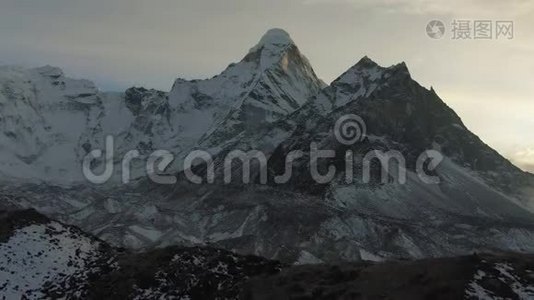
3, 209, 534, 299
0, 29, 533, 265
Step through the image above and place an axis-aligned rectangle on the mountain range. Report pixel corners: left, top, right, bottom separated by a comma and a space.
1, 28, 534, 268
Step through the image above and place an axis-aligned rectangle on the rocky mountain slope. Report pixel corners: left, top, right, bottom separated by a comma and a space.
2, 209, 534, 299
243, 252, 534, 299
0, 209, 114, 299
0, 209, 283, 299
0, 28, 533, 266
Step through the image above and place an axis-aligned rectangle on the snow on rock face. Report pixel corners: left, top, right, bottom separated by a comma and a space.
0, 212, 109, 299
34, 65, 64, 80
0, 209, 286, 299
0, 29, 324, 184
295, 250, 324, 265
248, 28, 295, 72
167, 28, 324, 150
328, 56, 410, 108
0, 65, 105, 182
249, 28, 294, 53
466, 261, 534, 299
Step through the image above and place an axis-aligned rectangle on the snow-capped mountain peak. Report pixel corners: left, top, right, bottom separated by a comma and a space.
168, 28, 324, 148
248, 28, 295, 55
325, 56, 412, 108
244, 28, 306, 73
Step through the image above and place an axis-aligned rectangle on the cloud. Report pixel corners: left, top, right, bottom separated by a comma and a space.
511, 148, 534, 173
300, 0, 534, 17
523, 164, 534, 173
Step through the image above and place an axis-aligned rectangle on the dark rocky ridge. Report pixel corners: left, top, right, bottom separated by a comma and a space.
0, 209, 284, 299
242, 252, 534, 300
2, 209, 534, 299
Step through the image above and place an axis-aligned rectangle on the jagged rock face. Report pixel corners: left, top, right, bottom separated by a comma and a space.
0, 29, 534, 265
0, 65, 107, 182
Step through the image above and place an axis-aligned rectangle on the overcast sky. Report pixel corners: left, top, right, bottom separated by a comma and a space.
1, 0, 533, 172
